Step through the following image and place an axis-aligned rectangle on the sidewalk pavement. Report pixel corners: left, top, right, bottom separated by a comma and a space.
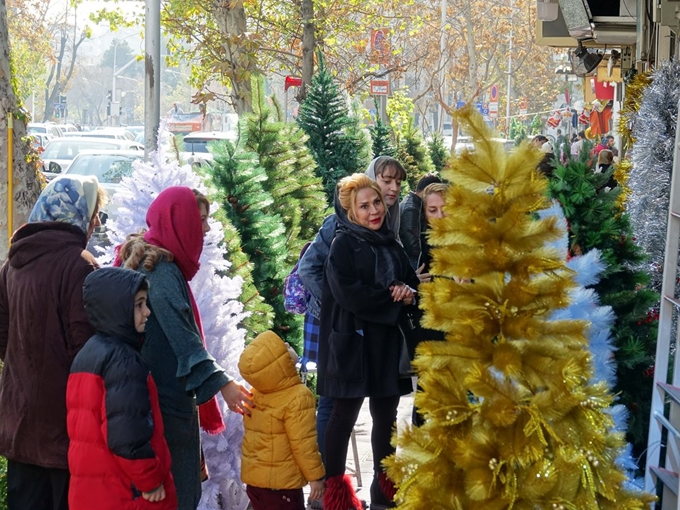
303, 390, 416, 508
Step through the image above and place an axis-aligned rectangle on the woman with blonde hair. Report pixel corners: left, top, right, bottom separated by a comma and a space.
318, 174, 419, 510
115, 186, 253, 509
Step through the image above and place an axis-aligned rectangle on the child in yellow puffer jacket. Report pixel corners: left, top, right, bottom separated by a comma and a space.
238, 331, 325, 510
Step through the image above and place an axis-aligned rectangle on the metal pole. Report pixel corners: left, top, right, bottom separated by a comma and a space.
144, 0, 161, 158
7, 113, 13, 240
505, 0, 513, 136
112, 43, 117, 127
439, 0, 446, 131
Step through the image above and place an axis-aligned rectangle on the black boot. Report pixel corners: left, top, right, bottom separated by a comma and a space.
369, 472, 396, 509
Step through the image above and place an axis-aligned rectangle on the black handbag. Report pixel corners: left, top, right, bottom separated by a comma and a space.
397, 307, 420, 377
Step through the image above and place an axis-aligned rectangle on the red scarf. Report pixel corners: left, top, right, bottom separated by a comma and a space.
116, 187, 225, 435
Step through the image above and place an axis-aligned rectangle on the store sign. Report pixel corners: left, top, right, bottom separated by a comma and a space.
370, 80, 390, 96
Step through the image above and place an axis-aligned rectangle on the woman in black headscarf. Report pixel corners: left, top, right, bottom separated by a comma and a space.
318, 174, 419, 510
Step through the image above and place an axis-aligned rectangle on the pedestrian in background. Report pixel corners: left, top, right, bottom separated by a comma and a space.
399, 173, 442, 270
0, 175, 104, 510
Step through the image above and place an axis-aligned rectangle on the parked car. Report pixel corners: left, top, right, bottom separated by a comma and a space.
40, 137, 144, 179
180, 131, 238, 167
63, 150, 144, 234
28, 122, 63, 138
61, 129, 135, 140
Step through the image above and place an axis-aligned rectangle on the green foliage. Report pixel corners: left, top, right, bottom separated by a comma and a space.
208, 140, 302, 352
530, 114, 543, 135
427, 132, 448, 173
345, 101, 373, 172
0, 456, 6, 510
396, 118, 436, 190
243, 76, 327, 263
509, 118, 527, 147
297, 51, 363, 203
212, 208, 274, 343
386, 88, 414, 136
549, 153, 658, 468
370, 115, 396, 159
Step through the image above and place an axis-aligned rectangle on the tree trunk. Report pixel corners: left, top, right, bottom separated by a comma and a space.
212, 0, 257, 115
0, 1, 41, 261
296, 0, 315, 103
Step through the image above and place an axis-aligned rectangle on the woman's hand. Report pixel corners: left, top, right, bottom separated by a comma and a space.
416, 263, 431, 283
220, 381, 254, 416
389, 284, 414, 305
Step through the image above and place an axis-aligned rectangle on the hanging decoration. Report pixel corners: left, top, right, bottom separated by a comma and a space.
614, 72, 651, 208
627, 59, 680, 290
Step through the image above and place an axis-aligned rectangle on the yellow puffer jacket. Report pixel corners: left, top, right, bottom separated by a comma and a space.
238, 331, 325, 490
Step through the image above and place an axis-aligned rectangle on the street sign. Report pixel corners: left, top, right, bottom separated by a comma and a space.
370, 79, 390, 96
456, 100, 466, 109
490, 85, 499, 102
489, 85, 499, 119
476, 102, 483, 113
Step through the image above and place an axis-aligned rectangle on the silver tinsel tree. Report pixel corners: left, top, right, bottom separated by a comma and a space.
628, 59, 680, 289
98, 125, 251, 510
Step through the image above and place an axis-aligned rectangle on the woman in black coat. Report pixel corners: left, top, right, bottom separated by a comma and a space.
318, 174, 420, 510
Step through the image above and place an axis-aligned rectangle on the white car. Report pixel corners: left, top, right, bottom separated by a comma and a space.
63, 150, 144, 235
41, 137, 144, 179
28, 122, 64, 139
180, 131, 238, 167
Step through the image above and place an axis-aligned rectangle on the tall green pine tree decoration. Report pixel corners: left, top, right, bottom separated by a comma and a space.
209, 140, 302, 351
345, 100, 373, 171
397, 118, 436, 190
212, 208, 274, 342
549, 152, 658, 467
370, 117, 396, 159
427, 132, 448, 173
243, 77, 327, 263
297, 50, 363, 203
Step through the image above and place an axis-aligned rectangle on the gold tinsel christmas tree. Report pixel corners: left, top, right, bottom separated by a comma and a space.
385, 106, 654, 510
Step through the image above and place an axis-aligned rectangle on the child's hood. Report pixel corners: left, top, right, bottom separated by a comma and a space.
83, 267, 147, 345
238, 331, 300, 394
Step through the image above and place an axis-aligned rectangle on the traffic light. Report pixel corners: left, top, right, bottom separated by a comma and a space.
106, 90, 112, 102
59, 94, 67, 105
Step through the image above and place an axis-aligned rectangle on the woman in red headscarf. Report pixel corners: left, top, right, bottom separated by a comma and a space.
116, 187, 253, 509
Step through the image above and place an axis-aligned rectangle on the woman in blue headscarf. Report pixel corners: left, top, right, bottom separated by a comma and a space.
0, 175, 104, 510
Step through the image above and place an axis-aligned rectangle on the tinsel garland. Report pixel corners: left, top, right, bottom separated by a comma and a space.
614, 72, 651, 208
628, 59, 680, 289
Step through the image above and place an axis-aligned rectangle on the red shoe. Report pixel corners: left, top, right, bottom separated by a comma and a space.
323, 474, 363, 510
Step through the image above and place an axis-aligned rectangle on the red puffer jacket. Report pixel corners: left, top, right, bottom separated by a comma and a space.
67, 268, 177, 509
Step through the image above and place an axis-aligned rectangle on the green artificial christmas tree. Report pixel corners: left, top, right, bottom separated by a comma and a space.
209, 140, 303, 351
243, 77, 327, 262
549, 152, 658, 468
297, 51, 363, 203
530, 114, 543, 135
397, 118, 436, 190
345, 100, 373, 171
370, 116, 397, 159
427, 132, 449, 173
509, 117, 528, 147
212, 208, 274, 342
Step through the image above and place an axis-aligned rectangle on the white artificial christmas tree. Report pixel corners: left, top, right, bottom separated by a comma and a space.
98, 126, 251, 510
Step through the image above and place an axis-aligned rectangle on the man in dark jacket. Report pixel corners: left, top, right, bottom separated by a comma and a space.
399, 173, 442, 269
0, 175, 103, 510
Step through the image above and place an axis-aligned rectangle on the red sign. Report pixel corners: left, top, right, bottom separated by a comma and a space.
370, 80, 390, 96
285, 76, 302, 92
370, 29, 390, 64
490, 84, 499, 102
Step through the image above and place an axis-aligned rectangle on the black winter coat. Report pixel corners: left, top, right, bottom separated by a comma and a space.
317, 232, 420, 399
